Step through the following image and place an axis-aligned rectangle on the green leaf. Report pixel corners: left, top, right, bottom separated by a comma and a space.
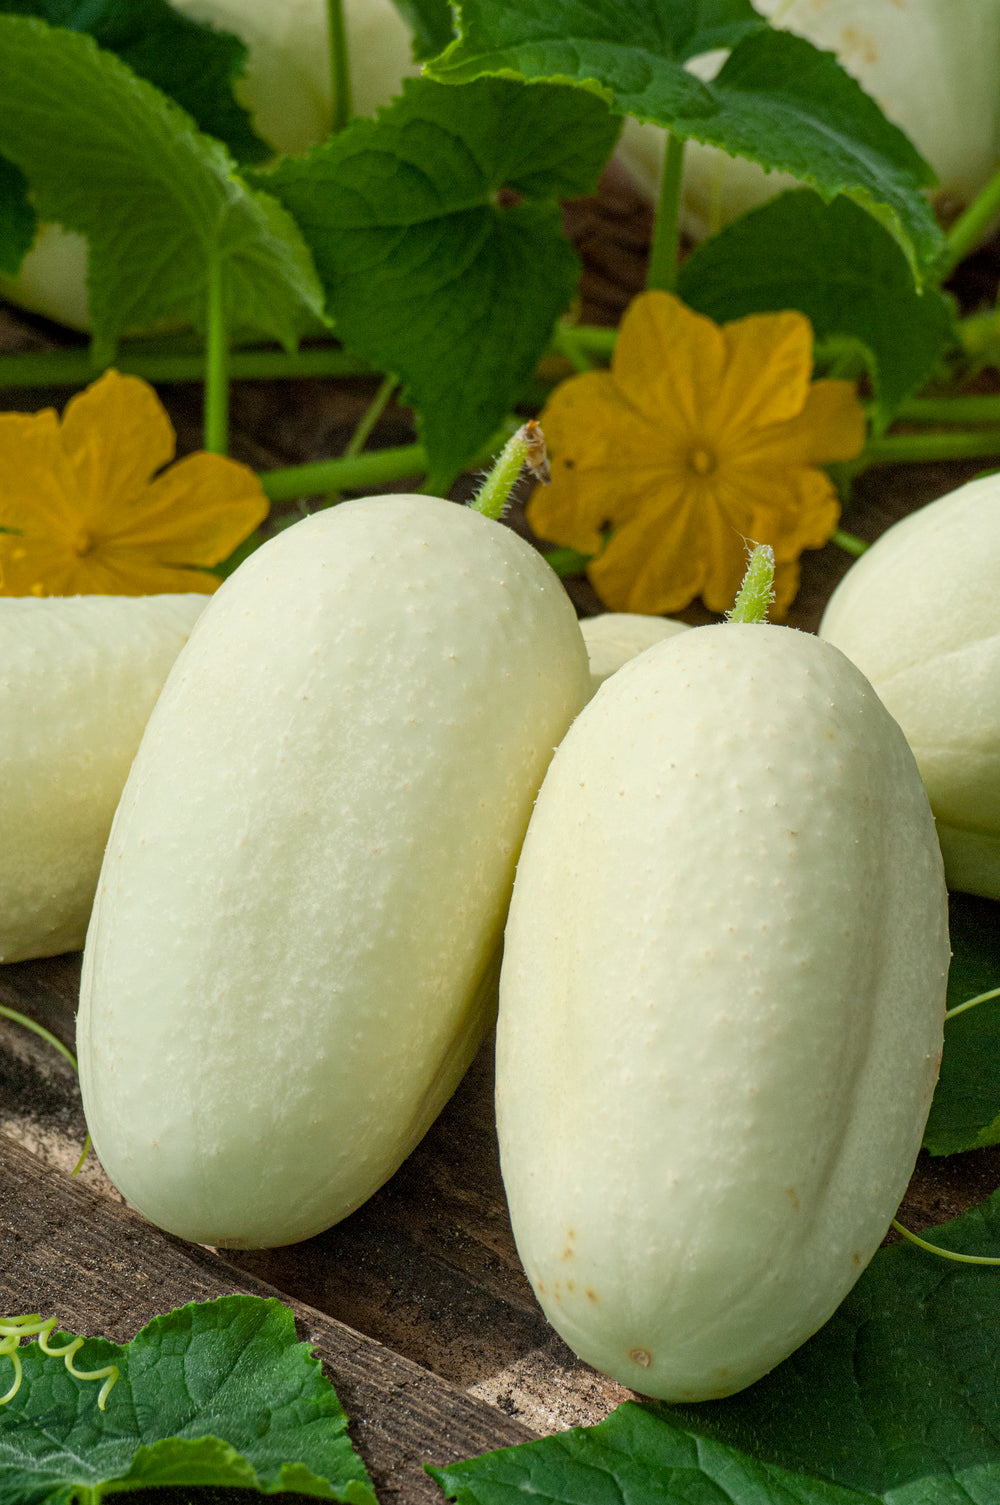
669, 1189, 1000, 1498
429, 2, 943, 279
0, 1295, 376, 1503
0, 155, 36, 275
390, 0, 456, 62
0, 0, 269, 163
0, 16, 326, 353
923, 892, 1000, 1156
437, 0, 767, 87
677, 191, 955, 417
430, 1401, 873, 1504
430, 1192, 1000, 1504
258, 75, 619, 488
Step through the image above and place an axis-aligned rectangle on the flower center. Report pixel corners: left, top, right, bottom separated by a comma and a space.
72, 530, 95, 557
688, 446, 717, 476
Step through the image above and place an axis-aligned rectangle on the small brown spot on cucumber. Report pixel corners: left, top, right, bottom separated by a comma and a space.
628, 1347, 652, 1368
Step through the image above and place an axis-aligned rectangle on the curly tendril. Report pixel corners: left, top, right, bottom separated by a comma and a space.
0, 1316, 119, 1409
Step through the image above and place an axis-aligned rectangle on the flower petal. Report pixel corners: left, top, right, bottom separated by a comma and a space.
0, 408, 87, 534
736, 379, 866, 468
97, 451, 269, 566
58, 370, 177, 527
714, 310, 815, 434
528, 371, 674, 552
61, 553, 221, 595
612, 291, 726, 437
0, 533, 79, 596
587, 484, 725, 615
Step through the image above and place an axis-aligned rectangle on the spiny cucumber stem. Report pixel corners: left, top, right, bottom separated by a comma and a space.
726, 544, 775, 624
469, 421, 550, 522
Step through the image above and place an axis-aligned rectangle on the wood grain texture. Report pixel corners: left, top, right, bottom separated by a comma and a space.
0, 1130, 533, 1503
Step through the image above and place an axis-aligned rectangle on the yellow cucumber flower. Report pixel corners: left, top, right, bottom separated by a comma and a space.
528, 291, 866, 617
0, 369, 268, 596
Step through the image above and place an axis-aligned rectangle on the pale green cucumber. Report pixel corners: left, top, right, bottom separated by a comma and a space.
497, 623, 948, 1401
77, 495, 590, 1249
1, 593, 205, 962
820, 472, 1000, 899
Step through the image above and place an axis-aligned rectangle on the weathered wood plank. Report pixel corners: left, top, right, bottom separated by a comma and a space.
0, 1131, 532, 1503
0, 954, 631, 1434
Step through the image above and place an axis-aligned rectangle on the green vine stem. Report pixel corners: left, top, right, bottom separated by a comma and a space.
0, 345, 374, 388
260, 441, 426, 502
327, 0, 352, 133
469, 420, 550, 522
563, 323, 616, 362
959, 308, 1000, 361
896, 394, 1000, 425
344, 374, 398, 460
0, 1004, 77, 1071
544, 545, 592, 578
552, 322, 598, 372
646, 131, 685, 293
944, 984, 1000, 1022
0, 1316, 119, 1409
203, 254, 229, 455
830, 527, 868, 558
325, 374, 398, 504
888, 989, 1000, 1263
891, 1219, 1000, 1266
863, 429, 1000, 465
726, 543, 775, 624
0, 1004, 91, 1174
940, 161, 1000, 278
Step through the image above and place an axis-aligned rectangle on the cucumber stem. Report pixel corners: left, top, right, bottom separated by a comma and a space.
0, 1005, 91, 1174
0, 1004, 77, 1071
204, 255, 229, 455
646, 131, 685, 293
830, 528, 868, 558
940, 160, 1000, 276
469, 421, 549, 522
944, 984, 1000, 1022
891, 1219, 1000, 1266
726, 544, 775, 624
0, 345, 375, 388
326, 0, 352, 132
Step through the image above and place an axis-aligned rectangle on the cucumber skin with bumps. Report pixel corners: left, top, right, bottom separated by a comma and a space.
1, 593, 205, 963
497, 623, 949, 1401
78, 495, 590, 1249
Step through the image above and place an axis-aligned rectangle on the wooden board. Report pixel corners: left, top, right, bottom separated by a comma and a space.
4, 939, 1000, 1504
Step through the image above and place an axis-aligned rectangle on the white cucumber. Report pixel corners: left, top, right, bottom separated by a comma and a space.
497, 623, 948, 1401
77, 494, 590, 1249
580, 611, 688, 695
1, 593, 206, 963
819, 473, 1000, 900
